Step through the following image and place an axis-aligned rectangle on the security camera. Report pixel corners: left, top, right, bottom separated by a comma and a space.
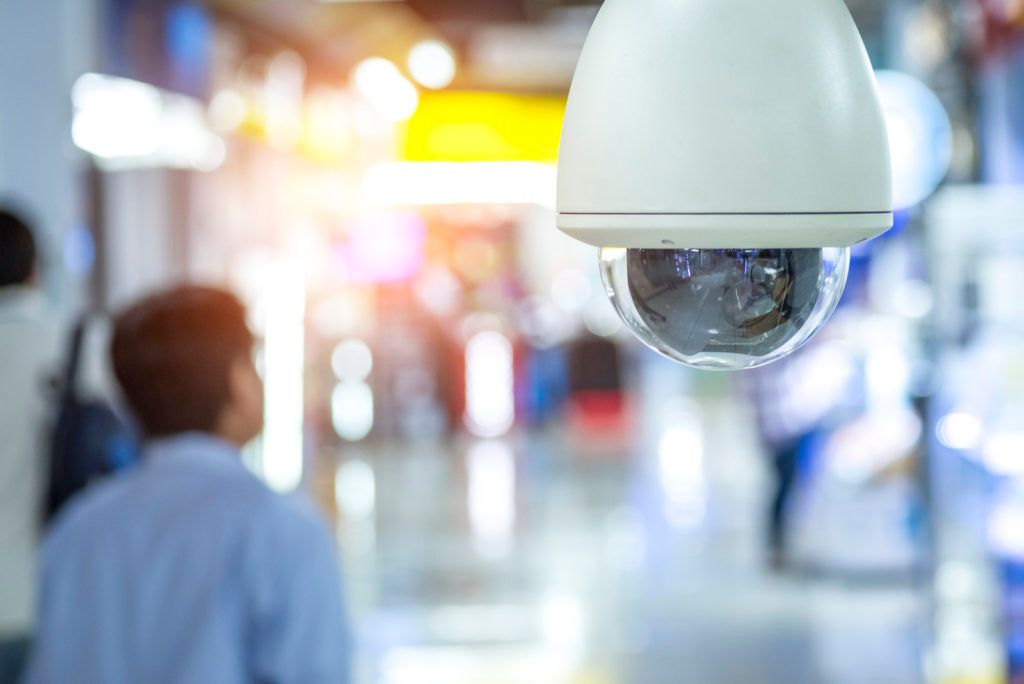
557, 0, 894, 370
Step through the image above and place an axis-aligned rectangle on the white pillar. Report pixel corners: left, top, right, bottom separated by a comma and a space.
0, 0, 99, 313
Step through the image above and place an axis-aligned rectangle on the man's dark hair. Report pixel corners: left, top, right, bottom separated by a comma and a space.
111, 286, 255, 438
0, 208, 38, 287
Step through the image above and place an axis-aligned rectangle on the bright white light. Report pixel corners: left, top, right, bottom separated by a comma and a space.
582, 298, 623, 338
866, 344, 911, 409
71, 72, 225, 171
657, 422, 706, 528
424, 604, 534, 644
265, 51, 306, 147
876, 70, 953, 210
208, 88, 247, 132
192, 134, 227, 172
306, 87, 354, 157
541, 595, 585, 652
342, 212, 427, 284
408, 39, 457, 90
892, 278, 934, 319
353, 57, 419, 122
335, 459, 376, 520
332, 339, 373, 381
380, 647, 477, 684
332, 381, 375, 441
72, 73, 163, 159
379, 645, 579, 684
464, 330, 515, 438
467, 440, 516, 557
989, 500, 1024, 559
982, 432, 1024, 476
934, 561, 983, 603
162, 96, 227, 172
936, 412, 984, 451
261, 261, 306, 492
363, 162, 556, 208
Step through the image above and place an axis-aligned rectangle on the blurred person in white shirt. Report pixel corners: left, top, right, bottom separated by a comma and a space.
0, 208, 60, 684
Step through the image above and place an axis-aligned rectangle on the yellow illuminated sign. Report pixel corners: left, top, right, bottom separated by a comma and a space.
401, 91, 566, 163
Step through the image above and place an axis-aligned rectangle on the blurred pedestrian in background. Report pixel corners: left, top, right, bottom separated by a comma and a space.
0, 208, 60, 684
750, 352, 821, 572
26, 286, 352, 684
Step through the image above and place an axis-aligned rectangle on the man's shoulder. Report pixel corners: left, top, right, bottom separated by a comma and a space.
242, 493, 339, 589
44, 473, 136, 550
258, 492, 333, 541
207, 466, 322, 528
46, 465, 331, 551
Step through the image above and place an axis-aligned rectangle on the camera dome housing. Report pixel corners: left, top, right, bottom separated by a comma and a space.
556, 0, 894, 369
601, 247, 850, 370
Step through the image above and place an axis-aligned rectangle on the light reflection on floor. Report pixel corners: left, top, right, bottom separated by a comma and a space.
335, 398, 925, 684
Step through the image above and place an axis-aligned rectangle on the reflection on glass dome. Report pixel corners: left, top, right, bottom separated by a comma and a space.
600, 247, 850, 370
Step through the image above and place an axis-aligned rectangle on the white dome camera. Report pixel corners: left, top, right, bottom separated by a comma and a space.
557, 0, 894, 370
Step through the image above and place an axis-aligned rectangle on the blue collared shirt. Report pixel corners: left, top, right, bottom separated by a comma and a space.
26, 433, 351, 684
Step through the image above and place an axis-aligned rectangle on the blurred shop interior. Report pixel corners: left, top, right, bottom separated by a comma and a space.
5, 0, 1024, 682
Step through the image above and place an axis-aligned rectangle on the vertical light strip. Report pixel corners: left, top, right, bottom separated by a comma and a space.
657, 419, 706, 529
464, 330, 515, 438
261, 260, 306, 492
467, 440, 516, 557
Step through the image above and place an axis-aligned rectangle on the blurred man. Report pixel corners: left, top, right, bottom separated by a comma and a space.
0, 209, 60, 684
27, 286, 351, 684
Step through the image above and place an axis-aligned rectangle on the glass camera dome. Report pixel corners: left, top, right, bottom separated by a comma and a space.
600, 247, 850, 370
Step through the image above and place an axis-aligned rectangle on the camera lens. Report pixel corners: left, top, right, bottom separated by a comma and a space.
600, 247, 850, 370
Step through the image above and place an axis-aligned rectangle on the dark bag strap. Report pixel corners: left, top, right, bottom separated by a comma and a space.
59, 316, 91, 403
47, 312, 114, 522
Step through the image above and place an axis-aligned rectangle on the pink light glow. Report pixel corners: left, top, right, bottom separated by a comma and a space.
336, 212, 427, 284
